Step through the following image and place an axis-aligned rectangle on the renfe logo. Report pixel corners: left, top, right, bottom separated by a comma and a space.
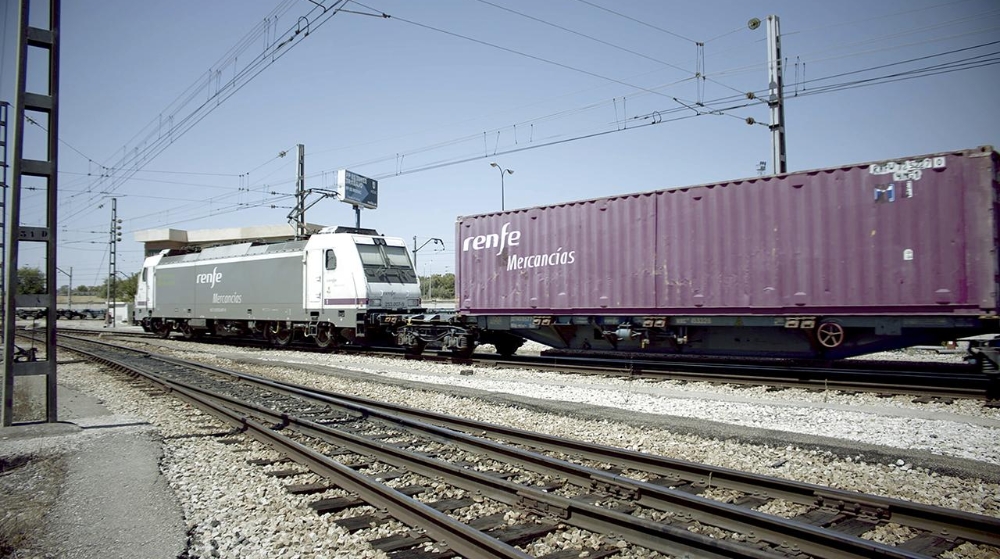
462, 222, 520, 256
196, 266, 222, 288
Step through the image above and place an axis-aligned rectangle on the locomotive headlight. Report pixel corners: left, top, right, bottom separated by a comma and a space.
370, 298, 382, 307
407, 298, 421, 307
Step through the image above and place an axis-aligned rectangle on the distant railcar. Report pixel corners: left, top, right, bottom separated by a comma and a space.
431, 146, 1000, 359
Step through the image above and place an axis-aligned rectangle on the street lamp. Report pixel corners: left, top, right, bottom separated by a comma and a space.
412, 236, 444, 271
490, 162, 514, 211
412, 236, 444, 301
56, 266, 72, 311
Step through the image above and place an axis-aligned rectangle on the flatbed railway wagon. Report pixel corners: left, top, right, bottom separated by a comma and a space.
450, 146, 1000, 361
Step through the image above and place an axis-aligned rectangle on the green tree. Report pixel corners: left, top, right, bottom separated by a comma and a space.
420, 273, 455, 300
16, 266, 45, 295
97, 273, 139, 301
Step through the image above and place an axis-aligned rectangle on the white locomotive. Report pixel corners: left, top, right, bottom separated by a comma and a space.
134, 226, 433, 349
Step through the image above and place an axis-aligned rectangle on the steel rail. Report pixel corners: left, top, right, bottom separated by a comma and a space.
480, 354, 991, 399
97, 345, 968, 558
76, 326, 993, 398
214, 361, 1000, 550
211, 371, 941, 559
61, 335, 906, 558
60, 334, 1000, 554
59, 341, 533, 559
143, 373, 807, 559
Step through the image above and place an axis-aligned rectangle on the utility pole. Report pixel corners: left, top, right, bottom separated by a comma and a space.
766, 15, 787, 174
108, 198, 121, 328
295, 144, 305, 239
0, 102, 9, 335
2, 0, 61, 426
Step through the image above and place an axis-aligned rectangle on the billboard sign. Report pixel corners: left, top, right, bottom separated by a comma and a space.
336, 169, 378, 209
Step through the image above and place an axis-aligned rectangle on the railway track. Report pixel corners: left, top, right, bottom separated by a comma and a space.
56, 326, 999, 401
58, 333, 1000, 559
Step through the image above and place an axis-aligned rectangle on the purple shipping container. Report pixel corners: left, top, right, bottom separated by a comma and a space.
456, 146, 999, 317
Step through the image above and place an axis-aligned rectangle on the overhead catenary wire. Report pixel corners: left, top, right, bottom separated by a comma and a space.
312, 42, 1000, 183
353, 2, 697, 108
95, 41, 998, 233
571, 0, 698, 44
62, 0, 356, 224
47, 3, 1000, 245
473, 0, 695, 76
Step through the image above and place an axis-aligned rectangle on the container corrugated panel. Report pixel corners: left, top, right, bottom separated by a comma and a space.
457, 146, 999, 315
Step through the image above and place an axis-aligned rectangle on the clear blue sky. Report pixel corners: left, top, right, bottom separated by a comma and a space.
2, 0, 998, 288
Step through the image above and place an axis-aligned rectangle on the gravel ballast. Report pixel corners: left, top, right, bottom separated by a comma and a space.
6, 330, 999, 558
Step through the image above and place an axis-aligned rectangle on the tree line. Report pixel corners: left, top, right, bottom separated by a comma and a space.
17, 265, 450, 302
15, 266, 139, 302
419, 273, 454, 299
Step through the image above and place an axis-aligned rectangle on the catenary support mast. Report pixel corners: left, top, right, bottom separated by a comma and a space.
2, 0, 61, 426
766, 15, 787, 174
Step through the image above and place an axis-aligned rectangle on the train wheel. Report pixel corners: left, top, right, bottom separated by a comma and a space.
272, 326, 293, 348
315, 326, 336, 350
816, 321, 846, 349
155, 322, 171, 339
181, 323, 203, 340
493, 335, 524, 358
405, 339, 427, 356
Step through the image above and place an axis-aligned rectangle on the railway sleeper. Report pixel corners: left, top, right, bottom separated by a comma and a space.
310, 484, 426, 515
535, 547, 620, 559
370, 531, 433, 553
336, 513, 385, 534
896, 534, 962, 556
285, 482, 332, 495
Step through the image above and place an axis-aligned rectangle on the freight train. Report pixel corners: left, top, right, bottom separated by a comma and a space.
134, 146, 1000, 367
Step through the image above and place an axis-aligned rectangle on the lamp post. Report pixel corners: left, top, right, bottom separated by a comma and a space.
412, 236, 444, 272
413, 236, 444, 301
56, 267, 72, 311
489, 162, 513, 211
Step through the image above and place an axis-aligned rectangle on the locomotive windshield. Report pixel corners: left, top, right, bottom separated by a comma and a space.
356, 243, 417, 284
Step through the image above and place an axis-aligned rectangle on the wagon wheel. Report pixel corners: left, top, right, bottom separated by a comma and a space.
493, 335, 524, 358
272, 325, 293, 348
314, 325, 337, 350
816, 321, 846, 349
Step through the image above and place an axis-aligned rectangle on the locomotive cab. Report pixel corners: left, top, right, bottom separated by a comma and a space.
134, 251, 166, 332
304, 227, 422, 345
